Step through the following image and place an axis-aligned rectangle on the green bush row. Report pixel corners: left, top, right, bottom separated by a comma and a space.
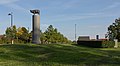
77, 40, 115, 48
102, 41, 115, 48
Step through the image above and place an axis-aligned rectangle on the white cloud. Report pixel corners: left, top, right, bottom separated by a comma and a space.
0, 0, 28, 12
0, 0, 19, 5
61, 0, 80, 9
41, 24, 49, 28
41, 24, 50, 32
6, 4, 28, 12
88, 25, 101, 28
102, 2, 120, 11
46, 12, 116, 23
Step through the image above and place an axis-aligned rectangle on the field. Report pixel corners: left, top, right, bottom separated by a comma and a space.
0, 44, 120, 66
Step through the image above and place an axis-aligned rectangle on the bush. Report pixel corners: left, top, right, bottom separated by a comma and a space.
102, 41, 115, 48
77, 40, 115, 48
0, 40, 3, 44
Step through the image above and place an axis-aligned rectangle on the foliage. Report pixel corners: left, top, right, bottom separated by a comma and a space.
3, 25, 71, 44
6, 25, 17, 39
41, 25, 71, 44
5, 25, 17, 44
5, 25, 31, 44
107, 18, 120, 41
16, 27, 30, 43
0, 35, 6, 44
102, 41, 115, 48
0, 44, 120, 66
40, 30, 47, 44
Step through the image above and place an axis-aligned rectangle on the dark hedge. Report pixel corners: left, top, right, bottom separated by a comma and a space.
77, 40, 115, 48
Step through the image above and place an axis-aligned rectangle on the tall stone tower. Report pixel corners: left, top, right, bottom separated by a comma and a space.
30, 9, 40, 44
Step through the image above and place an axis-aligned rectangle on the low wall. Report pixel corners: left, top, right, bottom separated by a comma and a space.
77, 40, 115, 48
77, 40, 103, 48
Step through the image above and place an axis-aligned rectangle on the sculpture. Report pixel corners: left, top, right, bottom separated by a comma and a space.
30, 10, 40, 15
30, 9, 41, 44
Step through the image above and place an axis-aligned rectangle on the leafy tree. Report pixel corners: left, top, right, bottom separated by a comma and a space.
40, 30, 47, 44
43, 25, 70, 44
5, 25, 71, 44
6, 27, 12, 38
5, 25, 31, 43
107, 18, 120, 41
17, 27, 30, 43
5, 25, 17, 43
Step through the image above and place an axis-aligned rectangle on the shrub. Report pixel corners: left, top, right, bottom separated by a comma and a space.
102, 41, 115, 48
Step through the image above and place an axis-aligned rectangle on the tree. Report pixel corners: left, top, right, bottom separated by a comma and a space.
43, 25, 70, 44
107, 18, 120, 41
5, 25, 71, 44
5, 25, 17, 43
5, 25, 31, 43
16, 27, 30, 43
40, 30, 47, 44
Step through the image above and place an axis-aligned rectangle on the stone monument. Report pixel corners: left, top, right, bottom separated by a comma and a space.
30, 9, 40, 44
114, 39, 118, 48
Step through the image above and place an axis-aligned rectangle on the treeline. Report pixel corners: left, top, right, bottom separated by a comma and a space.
0, 25, 71, 44
41, 25, 71, 44
2, 25, 31, 43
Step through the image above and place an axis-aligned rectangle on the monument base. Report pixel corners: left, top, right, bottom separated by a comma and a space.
32, 41, 41, 44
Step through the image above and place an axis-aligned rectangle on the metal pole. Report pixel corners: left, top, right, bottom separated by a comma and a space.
11, 12, 13, 27
8, 12, 14, 44
75, 24, 76, 43
11, 12, 14, 44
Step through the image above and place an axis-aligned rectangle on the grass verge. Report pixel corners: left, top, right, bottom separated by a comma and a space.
0, 44, 120, 66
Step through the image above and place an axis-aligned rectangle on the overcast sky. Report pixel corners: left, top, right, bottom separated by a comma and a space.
0, 0, 120, 40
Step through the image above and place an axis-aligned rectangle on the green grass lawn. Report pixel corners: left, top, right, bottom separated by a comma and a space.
0, 44, 120, 66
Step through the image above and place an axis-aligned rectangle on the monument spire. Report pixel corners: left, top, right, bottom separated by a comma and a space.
30, 9, 41, 44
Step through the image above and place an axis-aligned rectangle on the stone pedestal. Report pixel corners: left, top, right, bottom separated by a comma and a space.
114, 39, 118, 48
32, 15, 40, 44
30, 9, 41, 44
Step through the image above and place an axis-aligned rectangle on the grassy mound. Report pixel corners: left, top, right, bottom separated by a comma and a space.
0, 44, 120, 66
